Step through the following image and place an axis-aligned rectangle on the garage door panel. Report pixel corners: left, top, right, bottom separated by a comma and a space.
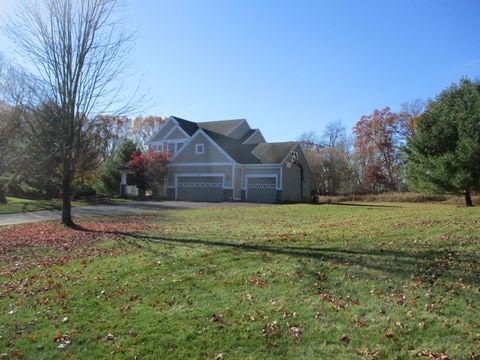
246, 177, 277, 203
177, 176, 223, 202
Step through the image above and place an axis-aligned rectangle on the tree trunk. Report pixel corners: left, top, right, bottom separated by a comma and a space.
0, 186, 6, 204
464, 191, 473, 207
61, 170, 75, 227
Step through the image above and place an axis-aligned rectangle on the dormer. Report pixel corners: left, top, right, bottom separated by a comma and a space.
148, 116, 191, 156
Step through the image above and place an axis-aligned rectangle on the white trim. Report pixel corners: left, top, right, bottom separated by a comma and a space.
242, 129, 265, 144
174, 173, 225, 200
280, 144, 299, 165
225, 119, 248, 136
168, 162, 233, 167
195, 143, 205, 154
232, 164, 241, 200
163, 124, 190, 140
148, 116, 177, 144
170, 129, 237, 163
244, 174, 281, 190
279, 144, 311, 171
150, 139, 188, 155
245, 175, 279, 202
280, 166, 283, 190
241, 167, 245, 192
239, 163, 282, 168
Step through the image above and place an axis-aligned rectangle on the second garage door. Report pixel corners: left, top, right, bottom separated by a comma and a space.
246, 177, 277, 203
176, 176, 224, 202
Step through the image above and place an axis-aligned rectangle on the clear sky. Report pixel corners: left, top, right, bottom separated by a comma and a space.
1, 0, 479, 142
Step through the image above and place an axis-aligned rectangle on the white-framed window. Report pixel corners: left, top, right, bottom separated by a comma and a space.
168, 143, 176, 154
195, 143, 205, 154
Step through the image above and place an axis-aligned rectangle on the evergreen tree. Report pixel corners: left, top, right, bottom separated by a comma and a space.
407, 78, 480, 206
95, 140, 138, 196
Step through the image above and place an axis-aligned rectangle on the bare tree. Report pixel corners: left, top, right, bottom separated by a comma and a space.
299, 122, 356, 196
4, 0, 134, 226
322, 119, 346, 148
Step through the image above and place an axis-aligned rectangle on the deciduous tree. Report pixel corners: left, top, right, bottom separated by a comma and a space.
353, 107, 403, 192
131, 115, 165, 151
129, 151, 169, 197
5, 0, 134, 226
95, 139, 138, 196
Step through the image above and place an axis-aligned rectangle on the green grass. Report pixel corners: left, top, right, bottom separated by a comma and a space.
1, 203, 479, 359
0, 197, 127, 214
0, 197, 64, 214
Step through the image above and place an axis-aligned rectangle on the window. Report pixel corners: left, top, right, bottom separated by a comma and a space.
195, 143, 204, 154
168, 143, 175, 154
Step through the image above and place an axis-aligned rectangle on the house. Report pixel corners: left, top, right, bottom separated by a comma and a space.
120, 116, 310, 203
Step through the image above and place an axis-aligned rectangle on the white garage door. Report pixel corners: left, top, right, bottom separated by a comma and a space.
246, 177, 277, 203
176, 176, 224, 202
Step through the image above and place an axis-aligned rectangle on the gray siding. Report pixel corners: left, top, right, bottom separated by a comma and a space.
173, 133, 232, 163
233, 166, 242, 199
151, 120, 176, 142
165, 127, 188, 140
281, 145, 311, 202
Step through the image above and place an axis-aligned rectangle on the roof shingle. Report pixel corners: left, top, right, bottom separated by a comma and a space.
169, 116, 298, 165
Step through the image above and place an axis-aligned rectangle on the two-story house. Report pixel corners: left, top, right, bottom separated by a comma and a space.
120, 116, 310, 203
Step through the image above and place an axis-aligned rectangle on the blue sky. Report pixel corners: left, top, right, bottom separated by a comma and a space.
1, 0, 480, 141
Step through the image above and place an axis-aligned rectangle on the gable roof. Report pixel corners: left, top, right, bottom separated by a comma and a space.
239, 129, 257, 143
171, 116, 199, 136
197, 119, 246, 136
203, 129, 261, 164
162, 116, 300, 165
252, 142, 298, 164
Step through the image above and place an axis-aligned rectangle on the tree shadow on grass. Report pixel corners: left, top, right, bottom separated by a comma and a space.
315, 202, 400, 209
76, 224, 480, 287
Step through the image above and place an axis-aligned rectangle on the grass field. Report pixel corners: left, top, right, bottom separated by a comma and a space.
0, 197, 126, 215
0, 203, 479, 359
0, 197, 68, 214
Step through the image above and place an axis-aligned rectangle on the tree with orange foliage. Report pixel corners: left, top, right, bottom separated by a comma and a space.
353, 107, 403, 192
131, 115, 165, 151
398, 99, 426, 140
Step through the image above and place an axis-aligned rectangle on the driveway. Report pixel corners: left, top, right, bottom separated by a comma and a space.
0, 200, 264, 226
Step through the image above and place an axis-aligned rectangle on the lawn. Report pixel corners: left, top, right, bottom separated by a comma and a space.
0, 197, 67, 214
0, 197, 126, 215
0, 203, 479, 359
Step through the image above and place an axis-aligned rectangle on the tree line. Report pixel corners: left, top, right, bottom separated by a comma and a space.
300, 79, 480, 206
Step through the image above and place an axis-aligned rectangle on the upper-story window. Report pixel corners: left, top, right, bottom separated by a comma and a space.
195, 143, 205, 154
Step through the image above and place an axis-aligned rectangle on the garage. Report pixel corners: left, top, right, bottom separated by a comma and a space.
246, 176, 277, 203
176, 176, 224, 202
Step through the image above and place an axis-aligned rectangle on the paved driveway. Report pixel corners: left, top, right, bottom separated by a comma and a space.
0, 200, 264, 226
